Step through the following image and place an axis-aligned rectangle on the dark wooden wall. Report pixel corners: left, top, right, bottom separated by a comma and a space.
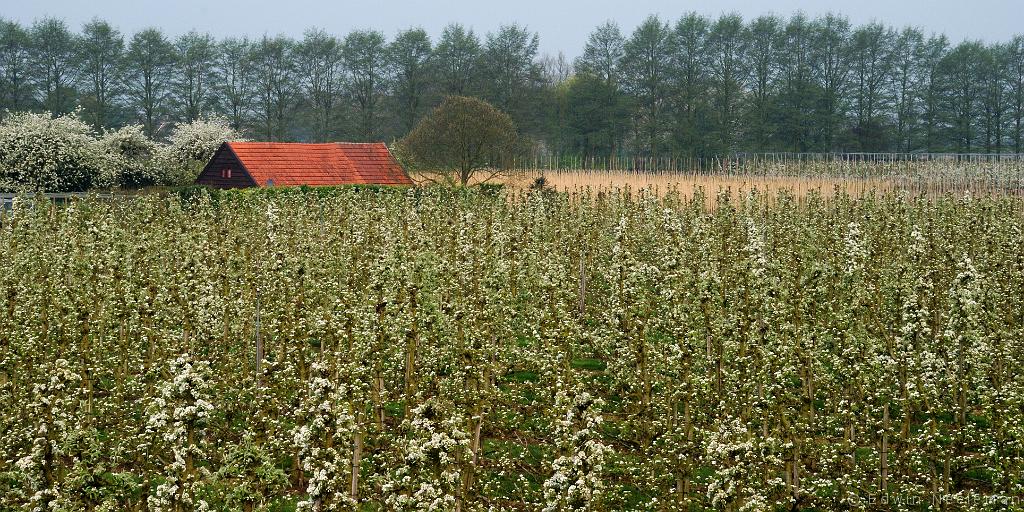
195, 148, 257, 188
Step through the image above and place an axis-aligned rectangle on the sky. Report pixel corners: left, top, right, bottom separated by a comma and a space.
5, 0, 1022, 59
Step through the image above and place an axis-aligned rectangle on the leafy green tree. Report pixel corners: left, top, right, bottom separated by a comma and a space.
28, 17, 79, 115
811, 14, 851, 150
1011, 36, 1024, 152
572, 21, 627, 157
669, 13, 710, 157
0, 19, 33, 116
433, 23, 480, 97
576, 21, 624, 85
891, 27, 924, 152
481, 24, 540, 128
707, 13, 748, 154
919, 34, 950, 151
743, 15, 781, 150
539, 53, 573, 154
979, 44, 1011, 152
566, 75, 623, 157
621, 15, 675, 157
399, 95, 519, 185
776, 13, 818, 152
941, 41, 986, 151
849, 22, 896, 150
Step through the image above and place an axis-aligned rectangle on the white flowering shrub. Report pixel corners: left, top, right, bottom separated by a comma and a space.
293, 362, 358, 511
704, 417, 784, 512
543, 388, 612, 512
146, 353, 216, 512
158, 117, 241, 186
384, 397, 471, 511
96, 124, 162, 188
212, 433, 288, 512
9, 359, 83, 511
0, 111, 107, 192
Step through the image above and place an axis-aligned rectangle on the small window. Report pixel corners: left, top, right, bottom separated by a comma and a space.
221, 168, 232, 179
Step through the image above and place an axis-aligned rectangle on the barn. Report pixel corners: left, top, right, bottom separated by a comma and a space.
195, 142, 414, 188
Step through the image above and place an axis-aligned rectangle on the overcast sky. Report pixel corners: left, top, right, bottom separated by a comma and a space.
6, 0, 1022, 58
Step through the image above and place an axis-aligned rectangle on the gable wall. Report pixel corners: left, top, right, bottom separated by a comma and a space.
195, 148, 258, 188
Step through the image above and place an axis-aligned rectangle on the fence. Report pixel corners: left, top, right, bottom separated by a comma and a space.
509, 153, 1024, 172
1, 192, 115, 210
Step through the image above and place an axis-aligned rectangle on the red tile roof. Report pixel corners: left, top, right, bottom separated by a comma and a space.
225, 142, 413, 187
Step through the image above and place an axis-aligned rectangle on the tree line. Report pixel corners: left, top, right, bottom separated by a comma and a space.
1, 13, 1023, 159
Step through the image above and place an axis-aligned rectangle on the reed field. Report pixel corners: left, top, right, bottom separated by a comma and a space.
495, 160, 1024, 203
2, 163, 1024, 511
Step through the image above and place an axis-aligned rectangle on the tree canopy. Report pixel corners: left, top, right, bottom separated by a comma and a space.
0, 14, 1023, 157
399, 96, 519, 185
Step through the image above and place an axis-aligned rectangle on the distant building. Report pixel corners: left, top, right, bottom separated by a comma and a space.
196, 142, 413, 188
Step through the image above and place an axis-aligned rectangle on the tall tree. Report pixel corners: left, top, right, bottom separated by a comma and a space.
0, 19, 32, 116
342, 30, 389, 141
539, 52, 572, 154
776, 14, 818, 152
296, 28, 342, 141
481, 24, 540, 127
1010, 36, 1024, 153
743, 15, 781, 150
567, 74, 626, 158
849, 23, 896, 150
576, 21, 624, 85
572, 21, 626, 156
670, 13, 710, 157
707, 13, 748, 153
979, 44, 1011, 152
811, 13, 851, 150
78, 19, 124, 128
433, 24, 480, 96
891, 27, 924, 151
621, 15, 674, 157
125, 28, 175, 136
216, 37, 254, 132
388, 28, 432, 134
919, 34, 949, 151
28, 17, 79, 114
251, 35, 296, 141
173, 31, 219, 123
941, 41, 986, 151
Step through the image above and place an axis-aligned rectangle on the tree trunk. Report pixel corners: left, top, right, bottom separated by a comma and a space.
351, 430, 363, 502
881, 403, 889, 493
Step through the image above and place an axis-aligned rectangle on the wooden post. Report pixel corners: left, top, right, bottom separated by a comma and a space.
577, 251, 586, 318
255, 294, 263, 387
